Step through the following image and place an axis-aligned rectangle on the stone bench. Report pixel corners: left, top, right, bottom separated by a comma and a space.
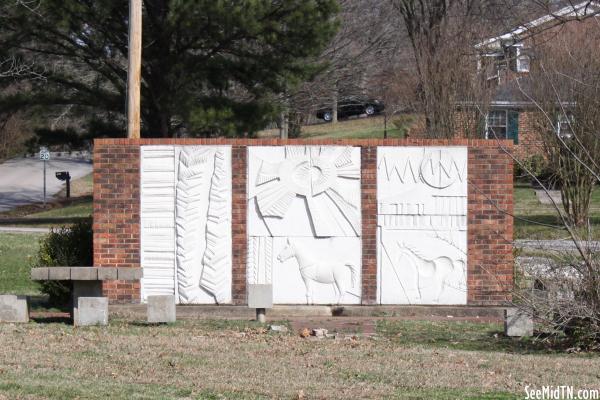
30, 267, 142, 326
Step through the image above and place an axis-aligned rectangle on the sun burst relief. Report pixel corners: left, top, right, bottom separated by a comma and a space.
251, 146, 361, 238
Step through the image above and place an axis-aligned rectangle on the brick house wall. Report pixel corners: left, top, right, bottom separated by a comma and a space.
515, 111, 544, 159
94, 138, 513, 305
452, 110, 545, 161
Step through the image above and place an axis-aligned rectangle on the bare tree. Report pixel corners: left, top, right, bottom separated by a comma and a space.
525, 22, 600, 227
506, 10, 600, 348
0, 0, 43, 159
277, 0, 398, 137
388, 0, 525, 138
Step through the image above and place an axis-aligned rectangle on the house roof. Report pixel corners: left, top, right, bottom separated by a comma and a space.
487, 77, 576, 109
490, 78, 532, 106
476, 1, 600, 50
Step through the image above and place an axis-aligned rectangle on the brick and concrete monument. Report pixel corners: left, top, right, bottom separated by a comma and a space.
93, 139, 514, 306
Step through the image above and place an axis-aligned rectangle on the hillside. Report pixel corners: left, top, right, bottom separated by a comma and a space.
257, 114, 419, 139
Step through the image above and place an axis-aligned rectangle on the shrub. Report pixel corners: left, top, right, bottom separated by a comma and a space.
515, 155, 556, 187
34, 219, 93, 306
391, 114, 415, 138
288, 111, 304, 139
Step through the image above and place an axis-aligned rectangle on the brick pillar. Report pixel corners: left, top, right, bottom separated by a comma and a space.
467, 145, 514, 305
361, 145, 377, 304
231, 145, 247, 304
93, 140, 141, 303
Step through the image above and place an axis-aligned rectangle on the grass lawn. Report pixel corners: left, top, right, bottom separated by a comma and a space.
258, 115, 416, 139
0, 232, 42, 295
24, 197, 93, 219
300, 116, 406, 139
22, 173, 93, 219
514, 182, 600, 240
1, 319, 598, 399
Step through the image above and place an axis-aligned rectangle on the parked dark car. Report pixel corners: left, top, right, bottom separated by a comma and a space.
316, 97, 385, 122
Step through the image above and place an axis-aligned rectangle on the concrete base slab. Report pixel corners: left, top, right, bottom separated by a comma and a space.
504, 308, 534, 337
147, 295, 176, 323
535, 190, 562, 206
334, 305, 506, 319
75, 297, 108, 326
109, 304, 505, 320
0, 295, 29, 323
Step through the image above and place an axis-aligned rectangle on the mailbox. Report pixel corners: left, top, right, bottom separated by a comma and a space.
55, 171, 71, 198
55, 171, 70, 181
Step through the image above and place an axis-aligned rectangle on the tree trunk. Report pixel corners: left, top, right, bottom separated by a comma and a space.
332, 86, 338, 124
279, 110, 289, 139
143, 110, 171, 138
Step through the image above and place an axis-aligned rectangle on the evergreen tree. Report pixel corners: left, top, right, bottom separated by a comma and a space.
0, 0, 338, 137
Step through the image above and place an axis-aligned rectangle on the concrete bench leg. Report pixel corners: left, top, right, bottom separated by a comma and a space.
504, 307, 533, 337
0, 295, 29, 323
75, 297, 108, 326
147, 295, 176, 323
72, 281, 104, 325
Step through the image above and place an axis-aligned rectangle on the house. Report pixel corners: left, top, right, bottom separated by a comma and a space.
460, 1, 600, 156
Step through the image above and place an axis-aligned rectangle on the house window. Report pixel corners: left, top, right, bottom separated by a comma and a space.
516, 53, 530, 72
508, 45, 530, 73
557, 113, 574, 139
486, 110, 507, 139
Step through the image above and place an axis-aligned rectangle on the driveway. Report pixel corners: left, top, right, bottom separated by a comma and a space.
0, 156, 92, 212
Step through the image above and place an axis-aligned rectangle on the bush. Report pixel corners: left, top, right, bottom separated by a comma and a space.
514, 155, 556, 187
35, 219, 93, 306
288, 111, 304, 139
391, 114, 415, 138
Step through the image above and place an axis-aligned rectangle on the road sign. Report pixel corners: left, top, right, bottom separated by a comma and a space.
39, 147, 49, 205
39, 148, 50, 161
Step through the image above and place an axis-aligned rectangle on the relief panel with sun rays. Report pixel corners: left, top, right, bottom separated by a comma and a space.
247, 146, 362, 304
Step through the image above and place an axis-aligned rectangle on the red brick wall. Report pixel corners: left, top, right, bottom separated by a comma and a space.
231, 146, 247, 305
514, 111, 544, 160
94, 138, 514, 305
361, 146, 377, 304
93, 141, 141, 303
467, 145, 514, 305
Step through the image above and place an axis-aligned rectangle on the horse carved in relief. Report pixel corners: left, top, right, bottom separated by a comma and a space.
393, 241, 465, 303
277, 239, 357, 304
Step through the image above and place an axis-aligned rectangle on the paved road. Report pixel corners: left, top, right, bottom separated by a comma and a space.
0, 156, 92, 212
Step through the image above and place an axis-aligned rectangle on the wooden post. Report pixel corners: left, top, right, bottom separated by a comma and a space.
127, 0, 142, 139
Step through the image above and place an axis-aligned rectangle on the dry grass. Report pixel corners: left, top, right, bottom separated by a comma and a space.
257, 115, 415, 139
1, 319, 599, 399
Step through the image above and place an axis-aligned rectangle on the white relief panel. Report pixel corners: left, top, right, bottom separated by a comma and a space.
377, 147, 468, 305
140, 146, 177, 300
248, 146, 361, 304
140, 146, 232, 304
247, 236, 273, 285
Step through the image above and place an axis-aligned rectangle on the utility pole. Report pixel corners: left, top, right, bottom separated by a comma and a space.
127, 0, 142, 139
